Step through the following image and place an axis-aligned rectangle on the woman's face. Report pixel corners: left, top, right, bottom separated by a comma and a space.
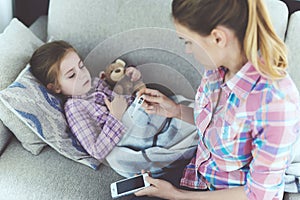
174, 22, 220, 70
57, 50, 92, 96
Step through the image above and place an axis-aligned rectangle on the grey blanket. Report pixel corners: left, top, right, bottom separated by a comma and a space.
105, 95, 199, 177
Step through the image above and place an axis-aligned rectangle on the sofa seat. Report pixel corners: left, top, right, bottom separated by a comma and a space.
0, 136, 132, 200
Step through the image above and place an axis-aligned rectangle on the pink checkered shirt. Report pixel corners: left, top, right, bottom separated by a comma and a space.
180, 62, 300, 199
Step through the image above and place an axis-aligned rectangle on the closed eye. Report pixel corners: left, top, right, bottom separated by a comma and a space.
179, 37, 192, 45
68, 73, 75, 79
79, 61, 85, 69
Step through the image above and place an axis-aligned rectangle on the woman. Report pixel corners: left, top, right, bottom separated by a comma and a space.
135, 0, 300, 199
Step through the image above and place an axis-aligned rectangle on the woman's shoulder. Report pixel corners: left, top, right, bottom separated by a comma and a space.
250, 72, 300, 107
274, 73, 300, 103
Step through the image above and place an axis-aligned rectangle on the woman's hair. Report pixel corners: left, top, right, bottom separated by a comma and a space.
29, 40, 76, 88
172, 0, 287, 79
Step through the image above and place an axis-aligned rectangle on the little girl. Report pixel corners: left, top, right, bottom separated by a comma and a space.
29, 40, 160, 161
29, 40, 198, 175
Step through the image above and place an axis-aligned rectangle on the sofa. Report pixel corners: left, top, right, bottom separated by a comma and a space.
0, 0, 299, 199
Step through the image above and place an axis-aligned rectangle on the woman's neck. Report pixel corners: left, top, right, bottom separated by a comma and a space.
224, 52, 247, 82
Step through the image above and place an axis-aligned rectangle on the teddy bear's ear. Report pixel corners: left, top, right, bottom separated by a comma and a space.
99, 71, 106, 79
115, 59, 126, 67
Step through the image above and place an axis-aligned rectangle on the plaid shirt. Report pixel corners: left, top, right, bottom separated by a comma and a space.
64, 78, 133, 161
180, 62, 300, 199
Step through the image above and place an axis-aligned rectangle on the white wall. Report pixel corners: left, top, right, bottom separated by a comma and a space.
0, 0, 13, 33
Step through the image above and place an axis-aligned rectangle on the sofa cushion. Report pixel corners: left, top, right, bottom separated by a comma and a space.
285, 11, 300, 91
84, 27, 201, 99
265, 0, 289, 40
29, 15, 48, 42
0, 18, 45, 155
47, 0, 175, 58
48, 0, 290, 58
0, 65, 101, 169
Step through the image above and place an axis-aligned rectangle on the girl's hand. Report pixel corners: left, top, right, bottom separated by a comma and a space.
125, 66, 141, 81
134, 176, 180, 199
104, 95, 128, 120
137, 88, 181, 118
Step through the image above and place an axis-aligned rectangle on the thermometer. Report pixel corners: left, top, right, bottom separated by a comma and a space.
131, 95, 145, 118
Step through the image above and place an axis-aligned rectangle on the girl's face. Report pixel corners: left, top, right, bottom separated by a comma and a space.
57, 50, 92, 96
174, 22, 221, 70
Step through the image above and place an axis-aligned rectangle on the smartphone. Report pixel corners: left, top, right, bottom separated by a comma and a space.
110, 173, 150, 198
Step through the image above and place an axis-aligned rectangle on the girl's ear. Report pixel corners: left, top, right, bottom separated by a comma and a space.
47, 83, 61, 94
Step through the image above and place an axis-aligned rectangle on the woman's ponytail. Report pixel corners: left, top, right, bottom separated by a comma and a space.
244, 0, 287, 79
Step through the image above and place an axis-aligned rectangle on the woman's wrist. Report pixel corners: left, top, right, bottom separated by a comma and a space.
174, 103, 182, 119
171, 188, 186, 200
174, 104, 195, 125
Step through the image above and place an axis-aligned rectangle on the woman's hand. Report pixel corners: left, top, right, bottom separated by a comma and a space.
135, 176, 180, 199
137, 88, 181, 118
104, 95, 128, 120
125, 66, 141, 81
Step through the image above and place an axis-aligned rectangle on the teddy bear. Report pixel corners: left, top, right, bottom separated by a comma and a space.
100, 59, 146, 95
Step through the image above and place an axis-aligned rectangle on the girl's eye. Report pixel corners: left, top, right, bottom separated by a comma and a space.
68, 73, 75, 79
185, 41, 192, 45
79, 61, 85, 69
79, 64, 85, 69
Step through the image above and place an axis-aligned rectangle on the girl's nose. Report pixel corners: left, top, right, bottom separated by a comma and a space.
78, 71, 86, 80
185, 45, 192, 54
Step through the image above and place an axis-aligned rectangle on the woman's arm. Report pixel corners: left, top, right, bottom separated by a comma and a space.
176, 104, 195, 125
177, 186, 247, 200
135, 176, 248, 200
245, 98, 300, 199
137, 88, 195, 125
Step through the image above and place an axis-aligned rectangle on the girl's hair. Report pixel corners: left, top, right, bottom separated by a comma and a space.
29, 40, 76, 88
172, 0, 287, 79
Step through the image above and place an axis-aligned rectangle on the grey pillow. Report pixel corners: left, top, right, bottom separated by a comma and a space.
0, 65, 101, 168
0, 18, 45, 155
0, 18, 44, 90
0, 120, 12, 155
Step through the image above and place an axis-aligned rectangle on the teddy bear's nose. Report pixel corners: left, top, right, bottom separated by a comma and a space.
115, 69, 121, 73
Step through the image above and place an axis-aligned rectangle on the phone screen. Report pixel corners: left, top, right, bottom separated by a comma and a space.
116, 175, 145, 194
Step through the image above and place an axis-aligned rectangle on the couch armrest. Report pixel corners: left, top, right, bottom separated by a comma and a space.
29, 15, 48, 42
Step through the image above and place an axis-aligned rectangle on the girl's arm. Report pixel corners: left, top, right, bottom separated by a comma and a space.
65, 99, 127, 161
104, 95, 128, 120
125, 66, 141, 81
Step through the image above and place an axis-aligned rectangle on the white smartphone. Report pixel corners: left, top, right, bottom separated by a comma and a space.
110, 173, 150, 199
